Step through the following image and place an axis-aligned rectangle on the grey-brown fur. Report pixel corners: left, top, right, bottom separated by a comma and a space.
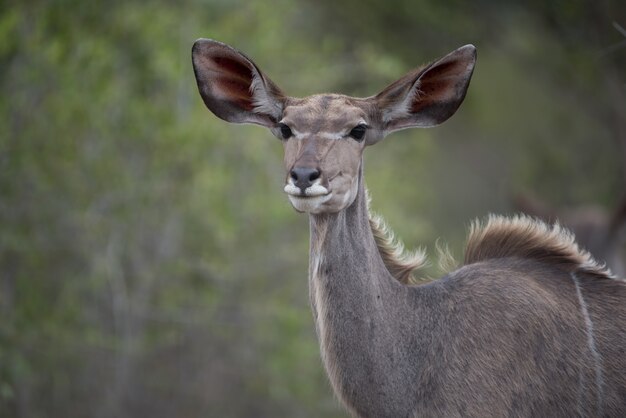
191, 39, 626, 417
309, 175, 626, 418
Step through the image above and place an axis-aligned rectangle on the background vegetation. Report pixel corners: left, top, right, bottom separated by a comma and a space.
1, 0, 624, 417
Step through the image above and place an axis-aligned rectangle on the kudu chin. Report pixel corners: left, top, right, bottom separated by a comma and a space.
192, 39, 626, 417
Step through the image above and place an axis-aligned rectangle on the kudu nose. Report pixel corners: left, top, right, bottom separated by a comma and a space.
290, 167, 321, 192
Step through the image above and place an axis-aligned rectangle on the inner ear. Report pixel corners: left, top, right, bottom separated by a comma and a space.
373, 45, 476, 134
410, 53, 472, 119
210, 55, 258, 111
192, 39, 285, 127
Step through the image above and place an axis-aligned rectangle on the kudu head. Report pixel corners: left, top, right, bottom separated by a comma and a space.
192, 40, 476, 214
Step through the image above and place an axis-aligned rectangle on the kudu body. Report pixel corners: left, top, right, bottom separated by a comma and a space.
192, 40, 626, 417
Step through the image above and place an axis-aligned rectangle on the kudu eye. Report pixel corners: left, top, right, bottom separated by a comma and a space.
278, 123, 293, 140
349, 124, 367, 141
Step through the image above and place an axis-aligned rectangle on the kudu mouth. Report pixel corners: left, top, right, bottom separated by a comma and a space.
283, 167, 334, 213
282, 167, 360, 214
283, 166, 348, 198
284, 180, 330, 197
284, 184, 332, 213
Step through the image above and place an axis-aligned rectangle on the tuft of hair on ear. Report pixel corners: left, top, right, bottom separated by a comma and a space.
249, 70, 284, 120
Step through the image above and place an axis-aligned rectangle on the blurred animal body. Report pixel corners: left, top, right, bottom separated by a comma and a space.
515, 194, 626, 278
192, 39, 626, 417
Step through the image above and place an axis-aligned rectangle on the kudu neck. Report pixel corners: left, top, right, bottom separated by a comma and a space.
307, 167, 392, 283
304, 166, 416, 415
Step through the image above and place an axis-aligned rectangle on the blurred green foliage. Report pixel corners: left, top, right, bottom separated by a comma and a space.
0, 0, 624, 417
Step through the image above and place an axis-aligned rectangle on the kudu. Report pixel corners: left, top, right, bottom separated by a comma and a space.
192, 39, 626, 417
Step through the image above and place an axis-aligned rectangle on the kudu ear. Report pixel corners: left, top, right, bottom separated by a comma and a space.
192, 39, 285, 127
374, 45, 476, 135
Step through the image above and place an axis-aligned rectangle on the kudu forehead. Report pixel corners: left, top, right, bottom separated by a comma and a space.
283, 131, 362, 169
282, 94, 370, 133
282, 95, 366, 172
